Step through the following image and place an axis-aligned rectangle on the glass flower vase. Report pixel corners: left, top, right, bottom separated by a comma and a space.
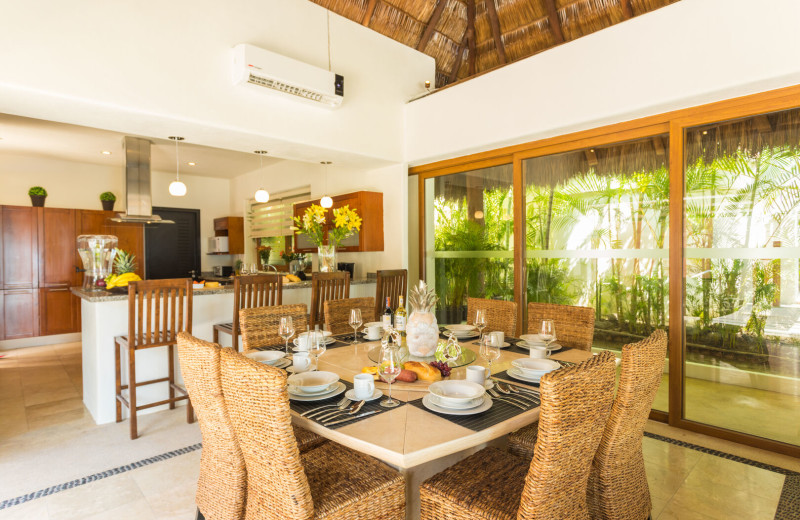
318, 244, 337, 272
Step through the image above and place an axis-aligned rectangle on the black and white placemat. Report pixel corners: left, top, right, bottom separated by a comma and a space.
408, 392, 539, 432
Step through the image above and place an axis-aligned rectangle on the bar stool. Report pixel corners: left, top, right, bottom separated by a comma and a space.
466, 297, 517, 337
323, 297, 375, 334
213, 274, 282, 351
115, 278, 194, 440
375, 269, 407, 317
309, 272, 350, 327
527, 302, 595, 350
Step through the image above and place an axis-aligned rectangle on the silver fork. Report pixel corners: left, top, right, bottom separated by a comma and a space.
301, 396, 350, 418
494, 383, 539, 404
316, 400, 364, 422
487, 389, 528, 410
497, 381, 540, 399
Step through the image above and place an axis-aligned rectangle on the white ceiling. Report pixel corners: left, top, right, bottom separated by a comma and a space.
0, 113, 282, 178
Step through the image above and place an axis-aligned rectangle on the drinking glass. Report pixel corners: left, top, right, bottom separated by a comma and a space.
240, 264, 248, 275
475, 309, 487, 342
279, 316, 295, 355
378, 346, 402, 408
479, 334, 501, 382
309, 327, 327, 371
540, 320, 555, 348
349, 308, 363, 344
250, 263, 258, 274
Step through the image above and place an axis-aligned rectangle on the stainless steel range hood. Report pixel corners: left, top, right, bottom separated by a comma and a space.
110, 136, 174, 224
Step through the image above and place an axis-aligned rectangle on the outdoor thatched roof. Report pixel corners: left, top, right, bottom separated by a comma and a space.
311, 0, 680, 88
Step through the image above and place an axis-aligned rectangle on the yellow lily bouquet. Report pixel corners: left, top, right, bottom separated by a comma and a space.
329, 205, 362, 246
294, 204, 327, 246
293, 204, 362, 247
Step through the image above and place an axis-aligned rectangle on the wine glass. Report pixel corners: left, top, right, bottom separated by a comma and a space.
479, 334, 501, 383
309, 326, 327, 371
474, 309, 487, 342
540, 320, 555, 348
378, 346, 402, 408
279, 316, 295, 355
250, 263, 258, 274
349, 308, 363, 344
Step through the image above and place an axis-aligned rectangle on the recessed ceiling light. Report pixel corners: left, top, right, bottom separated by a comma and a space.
101, 150, 111, 155
187, 162, 196, 166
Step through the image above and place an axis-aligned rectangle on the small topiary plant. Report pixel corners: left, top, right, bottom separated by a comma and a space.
100, 191, 116, 202
28, 186, 47, 197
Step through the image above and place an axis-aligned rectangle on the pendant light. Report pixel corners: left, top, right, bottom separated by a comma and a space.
320, 161, 333, 208
168, 136, 187, 196
253, 150, 270, 203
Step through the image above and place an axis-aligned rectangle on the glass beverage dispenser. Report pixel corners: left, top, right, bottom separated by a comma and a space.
77, 235, 118, 291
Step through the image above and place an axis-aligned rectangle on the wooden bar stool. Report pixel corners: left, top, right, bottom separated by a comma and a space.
213, 274, 283, 351
375, 269, 407, 317
309, 272, 350, 327
114, 278, 194, 440
323, 297, 375, 334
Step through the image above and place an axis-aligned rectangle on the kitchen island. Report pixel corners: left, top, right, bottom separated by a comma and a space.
72, 279, 377, 425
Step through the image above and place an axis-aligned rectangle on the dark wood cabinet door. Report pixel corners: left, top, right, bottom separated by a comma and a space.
39, 287, 76, 335
79, 210, 144, 278
39, 208, 79, 286
3, 288, 38, 339
2, 206, 39, 289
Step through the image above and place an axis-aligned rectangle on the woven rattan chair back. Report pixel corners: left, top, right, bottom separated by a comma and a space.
176, 333, 246, 519
310, 272, 350, 327
229, 274, 283, 350
517, 351, 616, 520
587, 330, 667, 520
239, 304, 308, 351
466, 297, 517, 337
220, 348, 314, 519
374, 269, 407, 319
126, 278, 193, 348
324, 297, 376, 335
527, 302, 595, 351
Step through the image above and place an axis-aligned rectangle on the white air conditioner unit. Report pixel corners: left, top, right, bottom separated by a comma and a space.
232, 43, 344, 108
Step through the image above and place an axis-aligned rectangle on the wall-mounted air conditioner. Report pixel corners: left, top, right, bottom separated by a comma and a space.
232, 43, 344, 108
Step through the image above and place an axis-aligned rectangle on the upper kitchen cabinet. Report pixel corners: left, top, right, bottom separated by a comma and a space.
2, 206, 39, 289
38, 207, 81, 286
293, 191, 384, 253
212, 217, 244, 255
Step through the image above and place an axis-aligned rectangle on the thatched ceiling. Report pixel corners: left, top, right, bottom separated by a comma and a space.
311, 0, 680, 88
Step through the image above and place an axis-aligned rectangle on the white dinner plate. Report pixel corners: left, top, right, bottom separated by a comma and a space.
422, 394, 492, 415
293, 337, 336, 348
344, 388, 383, 402
288, 382, 339, 396
429, 394, 485, 410
271, 358, 291, 369
515, 342, 562, 352
445, 331, 480, 340
288, 382, 346, 401
507, 367, 542, 384
471, 341, 511, 348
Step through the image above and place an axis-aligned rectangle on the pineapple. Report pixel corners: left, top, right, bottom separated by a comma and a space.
406, 281, 440, 357
114, 250, 138, 274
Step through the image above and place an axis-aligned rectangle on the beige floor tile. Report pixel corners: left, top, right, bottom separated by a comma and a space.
683, 454, 785, 501
23, 386, 80, 407
45, 474, 144, 520
657, 500, 716, 520
129, 451, 201, 498
145, 477, 197, 520
25, 397, 86, 421
643, 436, 704, 473
650, 492, 670, 519
645, 460, 692, 500
80, 498, 155, 520
666, 474, 780, 520
27, 406, 89, 431
0, 499, 50, 520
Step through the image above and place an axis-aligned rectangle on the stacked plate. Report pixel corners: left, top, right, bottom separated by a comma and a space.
287, 371, 345, 401
293, 330, 335, 350
245, 350, 290, 369
443, 324, 479, 339
508, 358, 560, 383
422, 380, 492, 415
516, 334, 561, 352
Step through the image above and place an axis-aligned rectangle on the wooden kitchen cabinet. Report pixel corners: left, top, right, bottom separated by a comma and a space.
38, 208, 81, 334
212, 217, 244, 254
39, 286, 76, 335
3, 288, 39, 339
293, 191, 383, 253
2, 206, 39, 290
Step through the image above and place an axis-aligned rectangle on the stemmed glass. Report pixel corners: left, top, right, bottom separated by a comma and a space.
279, 316, 295, 356
349, 308, 363, 344
475, 309, 487, 343
378, 345, 402, 408
309, 327, 327, 371
479, 334, 501, 383
540, 320, 555, 348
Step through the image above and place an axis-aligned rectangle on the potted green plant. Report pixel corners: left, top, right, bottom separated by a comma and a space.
100, 191, 117, 211
28, 186, 47, 207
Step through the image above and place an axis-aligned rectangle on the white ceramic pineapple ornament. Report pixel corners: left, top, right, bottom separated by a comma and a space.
405, 281, 440, 357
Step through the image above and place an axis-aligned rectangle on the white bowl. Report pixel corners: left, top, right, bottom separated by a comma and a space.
245, 351, 285, 365
520, 333, 555, 345
512, 358, 560, 377
445, 324, 477, 333
287, 371, 339, 393
428, 380, 485, 404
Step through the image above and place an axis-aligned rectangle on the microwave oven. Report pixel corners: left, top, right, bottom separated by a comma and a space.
208, 237, 229, 253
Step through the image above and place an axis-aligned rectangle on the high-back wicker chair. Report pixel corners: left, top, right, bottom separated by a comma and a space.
324, 297, 375, 335
219, 348, 406, 520
374, 269, 407, 319
176, 333, 246, 520
213, 274, 283, 351
239, 304, 308, 351
310, 272, 350, 327
527, 302, 595, 350
587, 330, 668, 520
419, 351, 616, 520
466, 297, 517, 337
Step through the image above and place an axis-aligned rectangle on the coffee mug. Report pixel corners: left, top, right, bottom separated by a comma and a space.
489, 331, 504, 347
296, 331, 322, 350
365, 322, 383, 340
353, 373, 376, 399
292, 352, 312, 372
466, 365, 486, 385
529, 345, 550, 359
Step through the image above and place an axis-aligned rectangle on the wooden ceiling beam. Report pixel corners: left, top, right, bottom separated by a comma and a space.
449, 33, 469, 83
362, 0, 378, 26
417, 0, 448, 51
467, 0, 476, 76
620, 0, 633, 19
543, 0, 564, 44
485, 0, 506, 64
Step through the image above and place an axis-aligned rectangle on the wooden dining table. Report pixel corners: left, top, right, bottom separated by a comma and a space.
290, 338, 593, 520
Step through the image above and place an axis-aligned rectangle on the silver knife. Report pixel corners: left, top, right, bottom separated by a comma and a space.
322, 410, 379, 426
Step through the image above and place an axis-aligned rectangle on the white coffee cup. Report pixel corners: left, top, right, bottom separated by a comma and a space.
489, 331, 504, 347
292, 352, 312, 372
296, 331, 322, 350
353, 373, 376, 400
466, 365, 486, 385
529, 345, 550, 359
365, 322, 383, 340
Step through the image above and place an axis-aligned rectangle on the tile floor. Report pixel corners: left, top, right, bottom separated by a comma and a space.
1, 341, 797, 519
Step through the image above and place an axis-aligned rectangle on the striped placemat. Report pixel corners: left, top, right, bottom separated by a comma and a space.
289, 380, 406, 430
407, 391, 539, 432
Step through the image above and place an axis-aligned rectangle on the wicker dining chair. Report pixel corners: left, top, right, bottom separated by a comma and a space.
527, 302, 595, 350
219, 348, 406, 520
419, 351, 616, 520
587, 330, 668, 520
310, 272, 351, 327
466, 297, 517, 337
213, 274, 283, 351
374, 269, 407, 318
239, 304, 308, 352
324, 297, 376, 335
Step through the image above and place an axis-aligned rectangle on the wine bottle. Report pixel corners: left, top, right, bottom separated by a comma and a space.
382, 296, 393, 331
395, 296, 407, 333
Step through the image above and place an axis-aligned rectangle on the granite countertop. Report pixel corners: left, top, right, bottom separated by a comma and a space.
71, 278, 376, 303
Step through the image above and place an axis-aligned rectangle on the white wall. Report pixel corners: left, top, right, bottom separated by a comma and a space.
0, 0, 434, 166
405, 0, 800, 164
